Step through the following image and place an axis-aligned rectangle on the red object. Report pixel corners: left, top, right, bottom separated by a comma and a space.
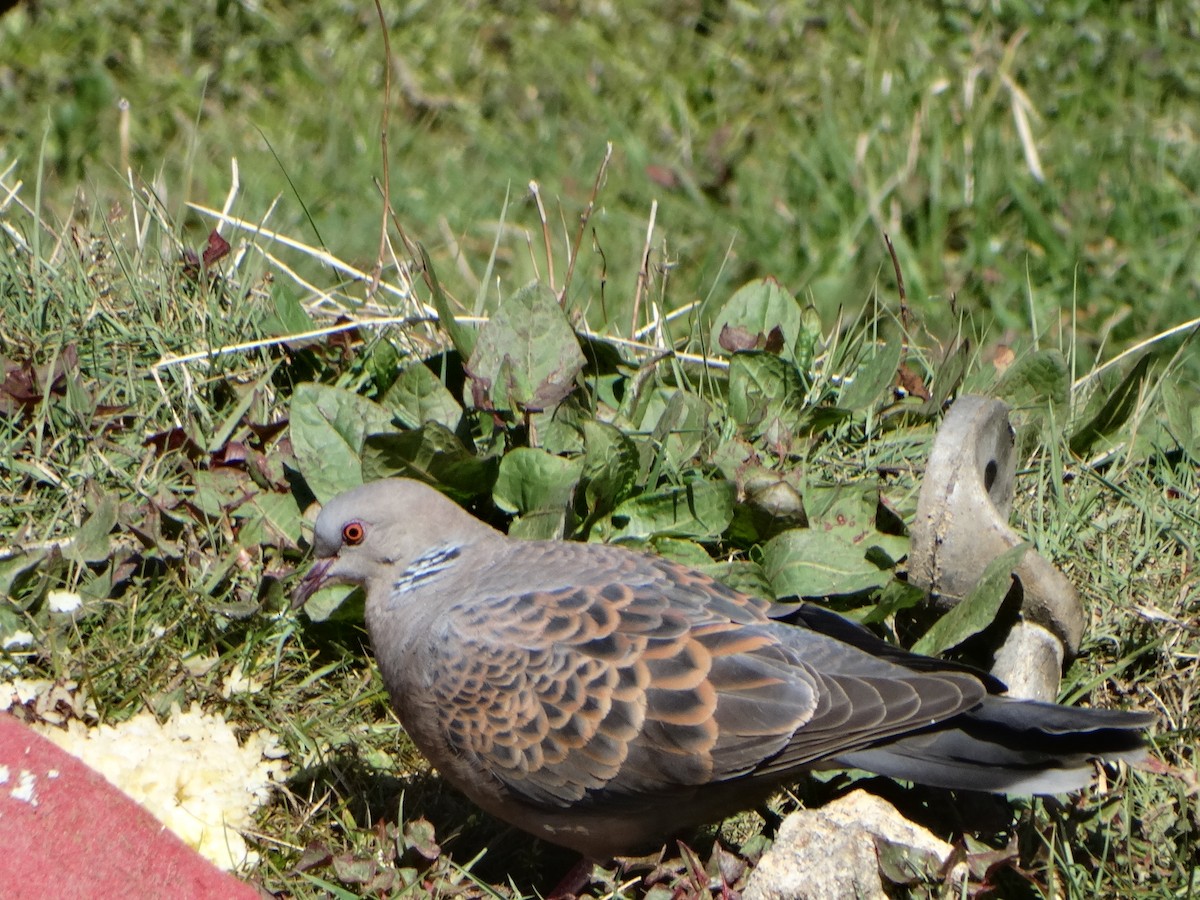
0, 713, 261, 899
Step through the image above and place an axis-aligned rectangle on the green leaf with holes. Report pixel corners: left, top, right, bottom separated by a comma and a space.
711, 277, 818, 368
468, 281, 584, 414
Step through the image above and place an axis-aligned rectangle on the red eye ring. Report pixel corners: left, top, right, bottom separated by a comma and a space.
342, 522, 365, 545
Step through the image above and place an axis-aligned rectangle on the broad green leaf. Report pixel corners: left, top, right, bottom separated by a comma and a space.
592, 371, 627, 412
468, 281, 585, 414
290, 384, 392, 502
234, 490, 304, 548
729, 466, 808, 544
1162, 380, 1199, 461
728, 352, 806, 434
699, 560, 775, 600
763, 528, 894, 598
190, 469, 246, 519
382, 362, 463, 432
710, 435, 756, 484
876, 838, 945, 887
0, 602, 28, 646
611, 480, 734, 540
797, 483, 908, 571
839, 340, 903, 412
366, 338, 401, 395
402, 817, 442, 862
644, 390, 711, 472
921, 342, 969, 415
651, 537, 714, 569
0, 550, 49, 601
865, 533, 910, 567
581, 420, 640, 517
298, 585, 362, 623
260, 285, 314, 336
493, 448, 582, 540
803, 482, 878, 527
995, 348, 1069, 408
860, 579, 925, 625
910, 543, 1029, 656
711, 277, 817, 367
531, 398, 587, 456
1069, 354, 1152, 457
65, 492, 118, 563
796, 404, 854, 437
360, 422, 498, 501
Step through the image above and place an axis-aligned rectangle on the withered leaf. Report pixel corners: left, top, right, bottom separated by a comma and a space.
896, 361, 930, 400
718, 323, 762, 353
202, 230, 231, 268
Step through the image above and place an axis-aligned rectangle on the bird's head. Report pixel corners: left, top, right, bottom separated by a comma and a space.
291, 478, 490, 610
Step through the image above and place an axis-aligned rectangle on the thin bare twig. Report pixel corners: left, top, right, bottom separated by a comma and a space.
634, 300, 699, 342
523, 225, 540, 282
529, 181, 555, 295
186, 204, 414, 304
559, 142, 612, 305
1073, 316, 1200, 392
370, 0, 393, 298
631, 199, 658, 336
592, 226, 608, 322
883, 232, 909, 335
149, 298, 740, 377
216, 158, 240, 236
150, 314, 482, 371
117, 98, 131, 176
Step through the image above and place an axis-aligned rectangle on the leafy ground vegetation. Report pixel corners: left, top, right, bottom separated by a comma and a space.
2, 1, 1199, 897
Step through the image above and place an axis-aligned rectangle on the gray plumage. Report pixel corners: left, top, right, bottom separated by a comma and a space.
293, 478, 1153, 858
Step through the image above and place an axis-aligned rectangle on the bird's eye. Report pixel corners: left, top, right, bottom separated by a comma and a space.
342, 522, 366, 545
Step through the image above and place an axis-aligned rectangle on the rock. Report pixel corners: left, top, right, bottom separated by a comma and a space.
744, 790, 965, 900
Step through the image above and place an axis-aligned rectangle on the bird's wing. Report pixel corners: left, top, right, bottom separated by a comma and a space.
427, 544, 986, 808
768, 600, 1009, 691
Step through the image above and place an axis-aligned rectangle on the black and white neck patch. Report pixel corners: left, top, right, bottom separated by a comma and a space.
392, 545, 462, 596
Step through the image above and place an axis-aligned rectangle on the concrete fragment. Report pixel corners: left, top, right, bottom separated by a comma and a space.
991, 621, 1065, 703
907, 395, 1085, 698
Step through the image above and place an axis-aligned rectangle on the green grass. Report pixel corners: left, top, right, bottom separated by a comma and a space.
4, 2, 1200, 353
2, 1, 1199, 897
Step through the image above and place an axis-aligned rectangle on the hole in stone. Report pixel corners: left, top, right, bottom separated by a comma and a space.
984, 459, 998, 492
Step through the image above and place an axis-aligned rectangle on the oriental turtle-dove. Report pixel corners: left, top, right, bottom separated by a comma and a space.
293, 478, 1151, 858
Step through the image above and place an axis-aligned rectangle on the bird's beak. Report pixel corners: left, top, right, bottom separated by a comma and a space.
291, 556, 335, 610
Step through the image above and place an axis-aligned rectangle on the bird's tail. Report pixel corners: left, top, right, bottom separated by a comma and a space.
832, 696, 1154, 794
